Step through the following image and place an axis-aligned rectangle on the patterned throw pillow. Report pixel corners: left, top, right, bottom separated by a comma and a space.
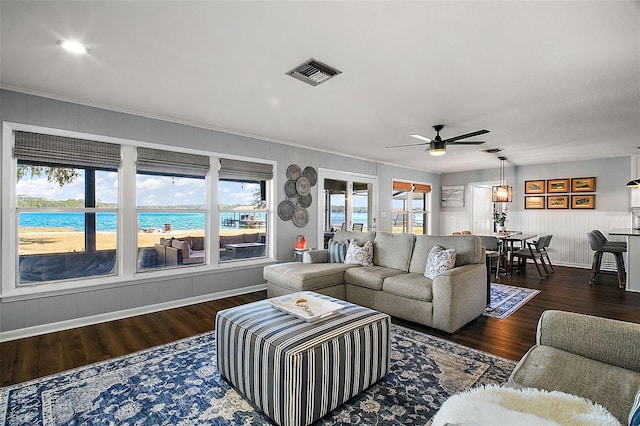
424, 245, 457, 279
328, 239, 349, 263
630, 386, 640, 426
345, 240, 374, 266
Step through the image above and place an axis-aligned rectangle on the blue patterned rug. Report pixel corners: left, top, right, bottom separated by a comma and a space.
484, 283, 541, 319
0, 325, 515, 425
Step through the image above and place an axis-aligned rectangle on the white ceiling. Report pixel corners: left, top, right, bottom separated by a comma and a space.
1, 1, 639, 174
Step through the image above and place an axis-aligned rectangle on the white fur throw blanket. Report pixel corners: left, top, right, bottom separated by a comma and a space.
431, 385, 621, 426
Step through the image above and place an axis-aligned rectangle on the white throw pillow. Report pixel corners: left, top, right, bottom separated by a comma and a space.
424, 245, 456, 279
344, 240, 374, 266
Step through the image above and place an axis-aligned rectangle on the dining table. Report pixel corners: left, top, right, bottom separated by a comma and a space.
495, 232, 537, 274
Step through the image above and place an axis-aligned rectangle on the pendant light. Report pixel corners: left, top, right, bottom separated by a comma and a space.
492, 156, 513, 202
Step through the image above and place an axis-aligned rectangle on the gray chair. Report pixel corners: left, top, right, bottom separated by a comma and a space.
587, 230, 626, 288
479, 235, 502, 280
512, 235, 552, 279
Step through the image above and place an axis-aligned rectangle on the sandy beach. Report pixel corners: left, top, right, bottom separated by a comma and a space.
18, 227, 264, 255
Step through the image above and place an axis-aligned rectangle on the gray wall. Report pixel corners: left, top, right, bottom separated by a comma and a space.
0, 89, 439, 335
440, 156, 634, 268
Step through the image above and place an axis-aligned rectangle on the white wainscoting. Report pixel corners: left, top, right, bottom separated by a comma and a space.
441, 210, 631, 269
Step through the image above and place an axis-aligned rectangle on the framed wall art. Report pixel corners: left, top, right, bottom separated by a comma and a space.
547, 195, 569, 209
441, 185, 465, 207
571, 177, 596, 192
524, 196, 545, 209
547, 179, 569, 193
524, 180, 545, 194
571, 194, 595, 209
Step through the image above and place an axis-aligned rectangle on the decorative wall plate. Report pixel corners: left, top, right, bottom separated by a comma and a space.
286, 164, 302, 181
292, 207, 309, 227
285, 180, 298, 197
277, 200, 295, 221
302, 166, 317, 187
286, 195, 299, 206
295, 176, 311, 196
299, 194, 312, 208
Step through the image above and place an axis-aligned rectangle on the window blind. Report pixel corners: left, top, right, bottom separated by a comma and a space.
13, 131, 121, 170
413, 184, 432, 193
219, 158, 273, 181
392, 181, 412, 192
137, 147, 210, 178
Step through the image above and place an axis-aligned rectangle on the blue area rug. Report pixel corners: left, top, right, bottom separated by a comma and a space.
484, 283, 540, 319
0, 325, 515, 425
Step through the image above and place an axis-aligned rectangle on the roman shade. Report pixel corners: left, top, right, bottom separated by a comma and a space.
13, 131, 120, 170
136, 147, 210, 178
392, 181, 412, 192
413, 184, 432, 193
219, 158, 273, 181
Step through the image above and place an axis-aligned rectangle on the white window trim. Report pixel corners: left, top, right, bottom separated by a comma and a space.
391, 178, 433, 234
1, 121, 276, 299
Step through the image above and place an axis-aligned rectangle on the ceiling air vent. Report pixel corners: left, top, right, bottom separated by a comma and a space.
287, 58, 341, 86
482, 148, 503, 154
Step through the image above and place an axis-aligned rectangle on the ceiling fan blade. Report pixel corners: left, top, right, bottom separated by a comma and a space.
447, 141, 486, 145
385, 141, 429, 148
410, 134, 433, 143
442, 129, 490, 143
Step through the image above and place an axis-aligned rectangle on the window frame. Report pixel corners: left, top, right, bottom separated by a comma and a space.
391, 179, 432, 235
1, 122, 276, 299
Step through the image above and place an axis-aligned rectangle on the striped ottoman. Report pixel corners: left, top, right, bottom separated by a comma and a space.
215, 292, 391, 426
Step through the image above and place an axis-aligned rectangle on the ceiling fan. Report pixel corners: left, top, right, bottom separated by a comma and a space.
387, 124, 489, 156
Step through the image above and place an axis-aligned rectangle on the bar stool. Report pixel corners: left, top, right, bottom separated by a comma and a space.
587, 231, 626, 288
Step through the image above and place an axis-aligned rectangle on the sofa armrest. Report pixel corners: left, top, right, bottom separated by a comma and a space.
303, 249, 329, 263
430, 263, 487, 333
536, 310, 640, 372
164, 246, 180, 266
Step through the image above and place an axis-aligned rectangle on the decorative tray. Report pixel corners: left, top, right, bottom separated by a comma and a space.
269, 293, 344, 323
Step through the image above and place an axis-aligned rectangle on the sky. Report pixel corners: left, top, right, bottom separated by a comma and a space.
16, 170, 259, 207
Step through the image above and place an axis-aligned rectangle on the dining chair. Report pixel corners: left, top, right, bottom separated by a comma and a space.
479, 235, 502, 280
352, 223, 363, 231
512, 235, 551, 279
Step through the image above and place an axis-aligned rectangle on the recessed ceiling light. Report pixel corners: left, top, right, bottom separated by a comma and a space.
57, 40, 90, 54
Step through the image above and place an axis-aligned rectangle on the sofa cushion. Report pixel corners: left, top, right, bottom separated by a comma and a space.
344, 266, 405, 291
263, 262, 356, 291
424, 245, 456, 279
509, 345, 640, 424
372, 232, 415, 271
328, 239, 349, 263
172, 240, 191, 260
332, 230, 375, 245
345, 240, 374, 266
383, 273, 433, 302
409, 235, 482, 273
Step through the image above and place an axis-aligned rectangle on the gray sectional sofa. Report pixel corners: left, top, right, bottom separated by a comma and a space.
263, 230, 487, 333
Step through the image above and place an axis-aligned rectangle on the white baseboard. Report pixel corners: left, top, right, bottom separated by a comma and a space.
0, 284, 267, 342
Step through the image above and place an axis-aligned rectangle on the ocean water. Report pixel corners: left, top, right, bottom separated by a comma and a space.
19, 212, 267, 232
18, 211, 367, 231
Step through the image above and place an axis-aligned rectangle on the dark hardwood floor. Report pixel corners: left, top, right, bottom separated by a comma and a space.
2, 265, 639, 387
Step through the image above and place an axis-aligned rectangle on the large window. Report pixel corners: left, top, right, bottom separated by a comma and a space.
4, 126, 274, 290
392, 180, 431, 235
218, 159, 272, 262
13, 131, 120, 284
